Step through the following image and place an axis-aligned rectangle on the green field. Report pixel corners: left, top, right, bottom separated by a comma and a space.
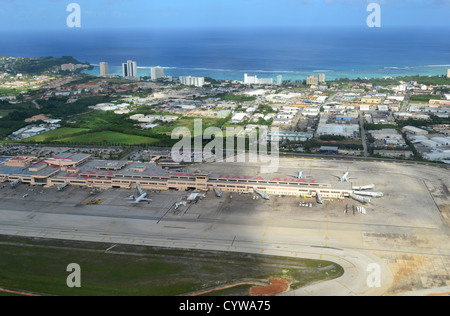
151, 117, 229, 136
0, 236, 343, 296
22, 128, 159, 146
23, 127, 90, 142
56, 131, 159, 146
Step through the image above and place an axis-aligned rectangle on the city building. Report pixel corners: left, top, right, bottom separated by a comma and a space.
316, 123, 360, 138
368, 129, 406, 148
100, 62, 109, 76
277, 75, 283, 86
307, 75, 319, 86
231, 112, 248, 124
361, 96, 382, 104
268, 131, 314, 142
61, 63, 87, 72
447, 69, 450, 79
244, 74, 274, 85
320, 146, 339, 154
0, 157, 354, 200
122, 60, 138, 79
180, 76, 205, 87
318, 73, 326, 83
402, 126, 429, 136
151, 66, 165, 80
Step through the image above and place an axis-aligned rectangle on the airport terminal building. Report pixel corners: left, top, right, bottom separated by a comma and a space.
0, 155, 353, 200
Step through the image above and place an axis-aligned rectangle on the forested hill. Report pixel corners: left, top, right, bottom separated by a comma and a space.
0, 56, 91, 74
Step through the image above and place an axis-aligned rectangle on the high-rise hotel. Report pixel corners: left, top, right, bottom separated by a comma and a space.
122, 60, 138, 79
100, 62, 109, 76
151, 66, 165, 80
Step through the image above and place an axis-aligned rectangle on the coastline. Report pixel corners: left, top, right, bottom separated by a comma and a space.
84, 64, 450, 82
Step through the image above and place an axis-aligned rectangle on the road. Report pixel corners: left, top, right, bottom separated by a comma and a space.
31, 100, 41, 110
359, 110, 370, 157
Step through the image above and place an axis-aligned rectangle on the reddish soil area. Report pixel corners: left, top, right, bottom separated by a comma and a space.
249, 278, 291, 296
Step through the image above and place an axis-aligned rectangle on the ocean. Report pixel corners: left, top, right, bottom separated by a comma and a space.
1, 27, 449, 81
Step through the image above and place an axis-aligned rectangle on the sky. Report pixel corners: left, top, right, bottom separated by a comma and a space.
0, 0, 449, 31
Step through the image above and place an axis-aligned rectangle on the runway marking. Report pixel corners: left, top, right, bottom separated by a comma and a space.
377, 205, 435, 255
203, 201, 227, 239
261, 200, 277, 243
104, 208, 133, 233
81, 197, 92, 205
105, 244, 117, 252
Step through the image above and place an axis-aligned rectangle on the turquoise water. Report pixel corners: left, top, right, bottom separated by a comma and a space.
85, 64, 450, 81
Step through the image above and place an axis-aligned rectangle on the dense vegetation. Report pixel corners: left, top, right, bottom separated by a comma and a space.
215, 93, 257, 102
0, 56, 90, 74
0, 96, 111, 139
409, 94, 441, 103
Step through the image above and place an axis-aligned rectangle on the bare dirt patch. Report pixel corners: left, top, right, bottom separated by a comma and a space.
249, 278, 291, 296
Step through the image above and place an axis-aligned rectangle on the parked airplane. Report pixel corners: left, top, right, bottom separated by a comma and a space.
288, 170, 312, 180
126, 183, 152, 204
333, 170, 356, 182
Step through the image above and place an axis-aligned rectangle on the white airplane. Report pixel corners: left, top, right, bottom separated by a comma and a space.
289, 170, 312, 180
126, 183, 152, 204
333, 170, 356, 182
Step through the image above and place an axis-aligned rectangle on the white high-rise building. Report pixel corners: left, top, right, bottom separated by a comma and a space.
447, 69, 450, 79
244, 73, 274, 85
180, 76, 205, 87
244, 73, 257, 84
318, 73, 326, 83
100, 62, 109, 76
277, 75, 283, 86
122, 60, 138, 79
151, 66, 165, 80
